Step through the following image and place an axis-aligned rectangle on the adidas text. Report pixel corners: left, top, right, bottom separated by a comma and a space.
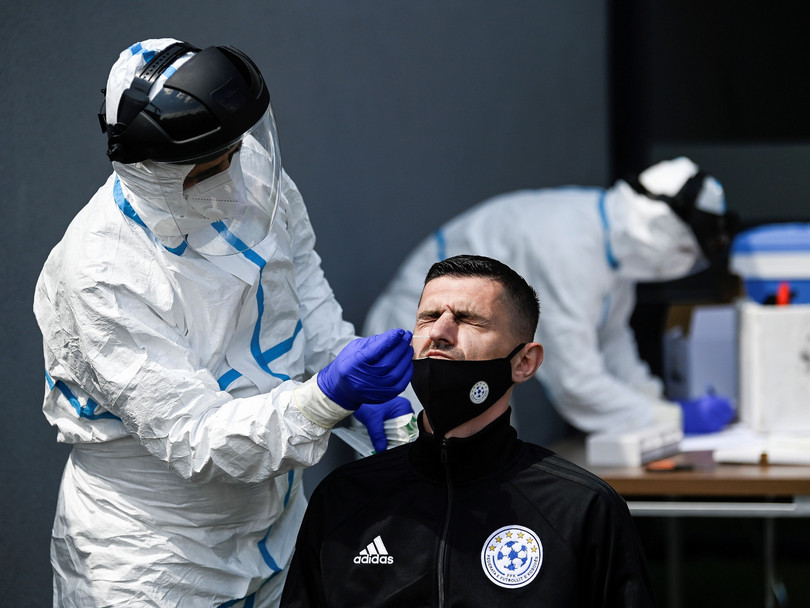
353, 554, 394, 564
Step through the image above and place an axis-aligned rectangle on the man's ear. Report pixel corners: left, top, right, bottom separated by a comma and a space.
511, 342, 543, 383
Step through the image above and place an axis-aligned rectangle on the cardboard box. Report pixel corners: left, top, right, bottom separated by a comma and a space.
663, 304, 738, 403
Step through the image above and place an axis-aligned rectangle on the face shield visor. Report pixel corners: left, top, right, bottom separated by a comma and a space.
158, 107, 281, 256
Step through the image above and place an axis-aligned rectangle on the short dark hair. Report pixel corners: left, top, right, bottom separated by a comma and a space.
424, 254, 540, 341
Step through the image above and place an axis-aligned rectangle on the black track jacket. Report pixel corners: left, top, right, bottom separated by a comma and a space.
281, 410, 656, 607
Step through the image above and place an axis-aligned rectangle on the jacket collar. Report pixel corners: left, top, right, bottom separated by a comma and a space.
408, 408, 522, 485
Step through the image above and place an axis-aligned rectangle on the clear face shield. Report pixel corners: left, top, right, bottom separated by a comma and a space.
160, 107, 281, 256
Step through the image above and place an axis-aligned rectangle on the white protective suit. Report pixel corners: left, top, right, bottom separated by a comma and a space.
35, 167, 356, 607
365, 159, 724, 434
34, 41, 360, 606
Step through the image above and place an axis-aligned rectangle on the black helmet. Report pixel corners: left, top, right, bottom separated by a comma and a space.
99, 41, 270, 164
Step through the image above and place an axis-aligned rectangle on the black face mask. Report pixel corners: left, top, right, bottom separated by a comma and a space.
411, 344, 525, 438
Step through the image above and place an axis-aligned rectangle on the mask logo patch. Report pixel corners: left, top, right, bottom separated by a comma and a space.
481, 525, 543, 588
469, 381, 490, 404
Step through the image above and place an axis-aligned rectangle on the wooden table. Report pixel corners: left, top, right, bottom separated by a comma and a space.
552, 439, 810, 516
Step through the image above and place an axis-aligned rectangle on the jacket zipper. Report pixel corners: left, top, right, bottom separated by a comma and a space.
438, 438, 452, 608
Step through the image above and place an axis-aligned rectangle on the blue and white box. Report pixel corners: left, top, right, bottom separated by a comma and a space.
730, 223, 810, 304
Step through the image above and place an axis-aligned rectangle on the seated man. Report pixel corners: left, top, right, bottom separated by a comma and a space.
280, 254, 656, 607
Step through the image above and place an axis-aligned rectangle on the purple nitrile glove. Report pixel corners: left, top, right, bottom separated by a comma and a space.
678, 390, 735, 434
353, 396, 414, 453
317, 329, 414, 410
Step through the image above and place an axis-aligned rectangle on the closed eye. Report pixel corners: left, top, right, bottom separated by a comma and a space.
416, 309, 486, 327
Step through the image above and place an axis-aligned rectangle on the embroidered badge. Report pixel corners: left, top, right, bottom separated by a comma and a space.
481, 525, 543, 588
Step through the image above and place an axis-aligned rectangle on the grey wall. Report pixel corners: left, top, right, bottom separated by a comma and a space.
0, 2, 608, 603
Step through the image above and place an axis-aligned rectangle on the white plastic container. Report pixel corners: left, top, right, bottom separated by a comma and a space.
738, 301, 810, 432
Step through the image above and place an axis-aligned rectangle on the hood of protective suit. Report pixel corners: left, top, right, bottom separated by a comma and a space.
105, 39, 198, 246
114, 158, 193, 244
605, 178, 704, 282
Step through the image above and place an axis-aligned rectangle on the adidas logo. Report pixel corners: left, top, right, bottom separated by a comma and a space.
353, 535, 394, 564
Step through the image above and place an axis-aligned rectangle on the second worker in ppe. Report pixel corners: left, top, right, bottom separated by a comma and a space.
33, 38, 413, 608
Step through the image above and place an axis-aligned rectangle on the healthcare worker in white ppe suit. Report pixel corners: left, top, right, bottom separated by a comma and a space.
364, 157, 731, 436
33, 38, 414, 607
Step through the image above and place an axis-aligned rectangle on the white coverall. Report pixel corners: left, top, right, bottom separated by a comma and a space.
34, 162, 357, 606
364, 179, 706, 434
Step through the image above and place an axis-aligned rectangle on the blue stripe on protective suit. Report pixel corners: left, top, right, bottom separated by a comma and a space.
216, 368, 243, 391
216, 319, 304, 390
211, 221, 268, 265
214, 244, 304, 386
262, 319, 303, 363
216, 471, 296, 607
129, 42, 155, 63
113, 177, 187, 255
434, 228, 447, 261
240, 248, 300, 383
45, 370, 120, 421
251, 282, 292, 381
597, 189, 619, 270
258, 470, 295, 569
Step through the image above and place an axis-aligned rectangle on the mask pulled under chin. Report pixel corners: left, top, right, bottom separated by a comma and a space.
411, 344, 524, 439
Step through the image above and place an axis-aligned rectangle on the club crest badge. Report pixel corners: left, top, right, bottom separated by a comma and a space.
469, 380, 489, 404
481, 525, 543, 588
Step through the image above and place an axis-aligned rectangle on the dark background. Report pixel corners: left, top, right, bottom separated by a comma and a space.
2, 2, 808, 605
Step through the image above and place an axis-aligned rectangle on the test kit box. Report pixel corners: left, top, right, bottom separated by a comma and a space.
738, 301, 810, 433
586, 424, 683, 468
662, 304, 738, 403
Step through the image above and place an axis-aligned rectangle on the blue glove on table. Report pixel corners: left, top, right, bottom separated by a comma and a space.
353, 396, 415, 453
317, 328, 414, 410
678, 391, 735, 434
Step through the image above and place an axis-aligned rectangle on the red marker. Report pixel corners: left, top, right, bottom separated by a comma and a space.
776, 281, 791, 306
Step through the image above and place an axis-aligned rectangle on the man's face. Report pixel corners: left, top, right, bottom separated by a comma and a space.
413, 276, 516, 362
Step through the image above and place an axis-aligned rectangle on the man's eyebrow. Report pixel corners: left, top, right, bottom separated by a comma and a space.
415, 308, 441, 320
